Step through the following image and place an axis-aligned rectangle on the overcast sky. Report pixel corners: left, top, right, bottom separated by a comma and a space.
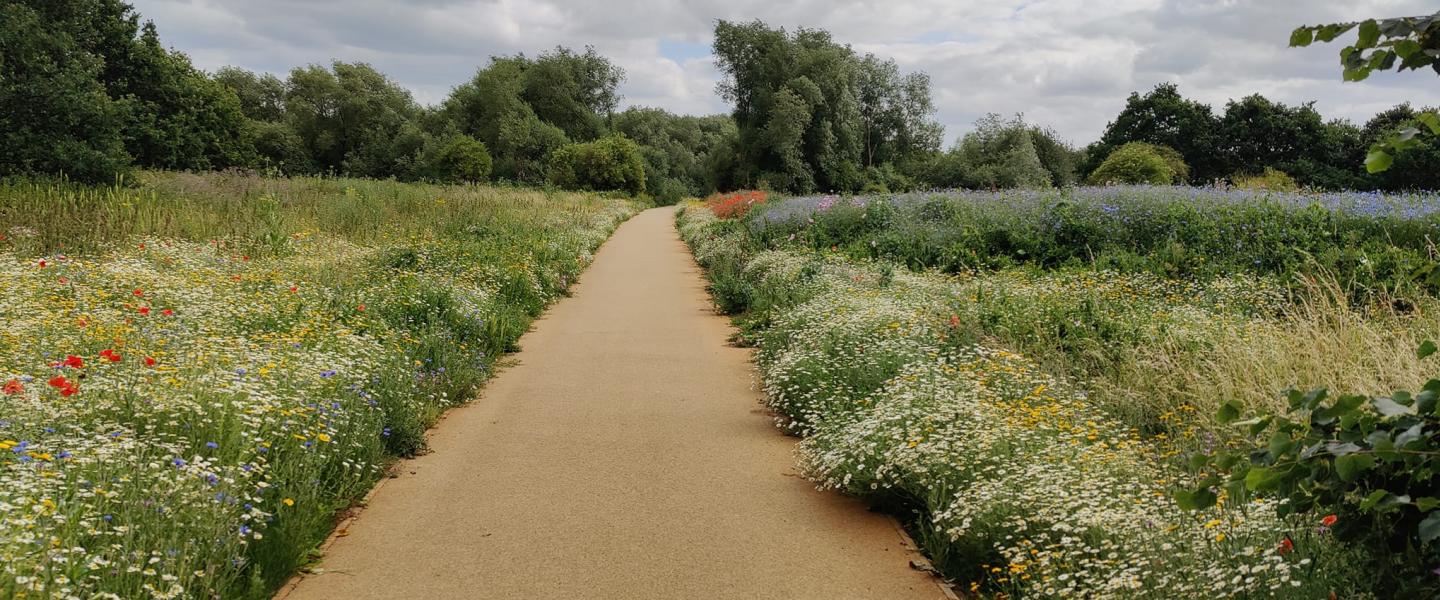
128, 0, 1440, 146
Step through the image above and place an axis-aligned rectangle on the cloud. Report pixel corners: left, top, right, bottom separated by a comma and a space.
130, 0, 1440, 145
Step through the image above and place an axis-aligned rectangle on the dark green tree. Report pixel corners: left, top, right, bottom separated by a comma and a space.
1082, 83, 1225, 183
0, 1, 130, 183
285, 62, 424, 177
1364, 104, 1440, 190
548, 134, 646, 195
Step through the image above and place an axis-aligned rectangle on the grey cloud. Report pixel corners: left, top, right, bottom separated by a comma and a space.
131, 0, 1440, 143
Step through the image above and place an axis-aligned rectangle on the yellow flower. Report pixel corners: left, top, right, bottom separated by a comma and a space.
316, 433, 332, 443
282, 498, 295, 507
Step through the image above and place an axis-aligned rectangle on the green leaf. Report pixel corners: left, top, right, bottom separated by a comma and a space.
1268, 431, 1295, 457
1217, 399, 1244, 425
1336, 454, 1375, 482
1366, 148, 1395, 173
1361, 489, 1389, 511
1418, 497, 1440, 512
1373, 395, 1416, 417
1418, 113, 1440, 136
1174, 487, 1218, 510
1394, 39, 1424, 59
1290, 27, 1315, 47
1357, 20, 1381, 48
1420, 512, 1440, 543
1315, 23, 1351, 43
1245, 466, 1285, 491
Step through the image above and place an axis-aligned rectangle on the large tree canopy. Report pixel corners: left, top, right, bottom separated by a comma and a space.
713, 19, 940, 193
1081, 83, 1224, 183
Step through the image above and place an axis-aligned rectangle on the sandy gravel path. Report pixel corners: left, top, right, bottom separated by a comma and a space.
279, 207, 948, 600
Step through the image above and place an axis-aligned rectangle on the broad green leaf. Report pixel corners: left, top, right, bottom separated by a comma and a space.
1245, 466, 1285, 491
1394, 39, 1424, 59
1366, 148, 1394, 173
1289, 27, 1315, 47
1420, 512, 1440, 543
1419, 497, 1440, 512
1357, 20, 1381, 48
1174, 488, 1218, 510
1396, 423, 1425, 448
1336, 453, 1375, 482
1418, 113, 1440, 135
1361, 489, 1389, 511
1269, 431, 1295, 457
1373, 395, 1416, 417
1217, 399, 1243, 425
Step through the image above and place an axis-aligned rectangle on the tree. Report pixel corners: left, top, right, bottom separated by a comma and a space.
954, 114, 1053, 189
1082, 83, 1225, 182
426, 135, 492, 183
1364, 104, 1440, 190
214, 67, 286, 122
547, 134, 646, 195
1218, 95, 1341, 186
1292, 11, 1440, 172
0, 1, 130, 183
713, 20, 935, 193
285, 62, 424, 177
612, 107, 738, 197
1086, 142, 1178, 185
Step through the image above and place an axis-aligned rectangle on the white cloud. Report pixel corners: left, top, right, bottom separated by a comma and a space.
130, 0, 1440, 145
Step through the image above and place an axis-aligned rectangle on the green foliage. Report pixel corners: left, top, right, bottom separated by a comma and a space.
547, 134, 647, 195
1182, 343, 1440, 595
426, 135, 492, 183
0, 2, 130, 183
441, 46, 623, 184
1083, 83, 1226, 183
1233, 167, 1299, 192
1364, 104, 1440, 190
284, 62, 424, 178
713, 20, 939, 193
1292, 11, 1440, 173
613, 107, 738, 197
954, 113, 1056, 189
1087, 142, 1177, 185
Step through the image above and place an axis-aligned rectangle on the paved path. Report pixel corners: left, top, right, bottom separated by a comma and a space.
280, 208, 947, 600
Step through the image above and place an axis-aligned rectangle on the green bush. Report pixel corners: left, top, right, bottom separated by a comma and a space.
652, 177, 689, 206
1087, 142, 1181, 185
548, 134, 647, 195
1233, 166, 1300, 192
427, 135, 493, 183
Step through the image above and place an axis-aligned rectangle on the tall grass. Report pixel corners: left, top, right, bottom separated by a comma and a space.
0, 171, 637, 599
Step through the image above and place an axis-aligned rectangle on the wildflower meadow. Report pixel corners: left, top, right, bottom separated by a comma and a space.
680, 185, 1440, 598
0, 172, 636, 599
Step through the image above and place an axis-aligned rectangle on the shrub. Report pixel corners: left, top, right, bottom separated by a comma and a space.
427, 135, 492, 184
1087, 142, 1180, 185
1233, 167, 1300, 192
652, 177, 689, 206
548, 134, 647, 195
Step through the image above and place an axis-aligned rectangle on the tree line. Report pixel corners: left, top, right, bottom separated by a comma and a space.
2, 2, 1436, 197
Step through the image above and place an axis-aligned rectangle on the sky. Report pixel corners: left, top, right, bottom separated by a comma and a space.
127, 0, 1440, 147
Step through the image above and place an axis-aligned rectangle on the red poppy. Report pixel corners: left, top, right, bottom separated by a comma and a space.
138, 307, 151, 316
232, 275, 242, 282
75, 318, 88, 328
100, 349, 122, 363
144, 356, 157, 367
63, 355, 84, 369
161, 308, 173, 317
133, 289, 144, 297
37, 259, 46, 268
1321, 514, 1337, 527
48, 375, 69, 388
289, 286, 298, 293
1277, 536, 1294, 555
242, 255, 250, 261
357, 304, 366, 312
949, 314, 961, 328
57, 276, 69, 285
58, 383, 78, 397
2, 379, 22, 395
138, 243, 146, 250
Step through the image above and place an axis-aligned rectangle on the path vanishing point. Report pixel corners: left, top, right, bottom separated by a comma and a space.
279, 208, 949, 600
